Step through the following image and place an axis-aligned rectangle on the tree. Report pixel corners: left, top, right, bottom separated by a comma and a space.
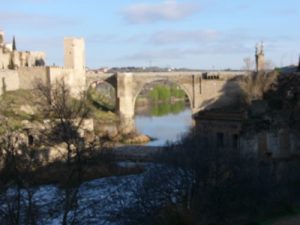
238, 71, 278, 104
0, 113, 40, 225
265, 59, 275, 71
126, 125, 300, 225
243, 57, 254, 72
35, 79, 90, 225
12, 36, 16, 51
298, 55, 300, 72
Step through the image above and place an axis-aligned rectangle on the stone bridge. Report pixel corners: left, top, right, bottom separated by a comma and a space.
86, 71, 246, 130
0, 35, 248, 133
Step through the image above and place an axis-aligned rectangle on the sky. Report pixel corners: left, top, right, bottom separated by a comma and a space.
0, 0, 299, 70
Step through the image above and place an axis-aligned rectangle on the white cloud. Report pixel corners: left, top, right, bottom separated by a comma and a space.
0, 11, 79, 29
149, 29, 220, 45
122, 0, 200, 24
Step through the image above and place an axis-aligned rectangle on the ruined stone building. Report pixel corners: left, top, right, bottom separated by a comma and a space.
0, 31, 45, 69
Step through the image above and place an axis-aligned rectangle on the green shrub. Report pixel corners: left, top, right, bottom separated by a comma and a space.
148, 85, 185, 102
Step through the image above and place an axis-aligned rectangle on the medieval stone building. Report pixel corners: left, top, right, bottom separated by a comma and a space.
0, 31, 45, 69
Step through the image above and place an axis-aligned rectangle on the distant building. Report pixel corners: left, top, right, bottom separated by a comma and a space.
0, 31, 45, 69
255, 42, 265, 72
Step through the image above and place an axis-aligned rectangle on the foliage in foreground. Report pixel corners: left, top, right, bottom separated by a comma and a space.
121, 128, 300, 225
238, 71, 278, 105
0, 81, 116, 225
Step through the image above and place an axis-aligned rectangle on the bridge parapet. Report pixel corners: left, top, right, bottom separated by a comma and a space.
202, 71, 247, 80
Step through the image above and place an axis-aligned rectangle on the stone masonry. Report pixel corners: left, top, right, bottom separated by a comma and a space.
0, 31, 45, 69
1, 31, 248, 128
0, 33, 86, 97
255, 42, 265, 72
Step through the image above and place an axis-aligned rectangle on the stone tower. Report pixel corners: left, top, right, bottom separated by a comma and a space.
63, 37, 86, 97
64, 37, 85, 70
255, 42, 265, 72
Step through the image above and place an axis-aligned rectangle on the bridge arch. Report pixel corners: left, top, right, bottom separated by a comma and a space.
84, 71, 247, 134
87, 79, 117, 111
132, 78, 194, 110
86, 72, 117, 90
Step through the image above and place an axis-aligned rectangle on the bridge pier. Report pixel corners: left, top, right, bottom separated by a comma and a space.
116, 73, 136, 133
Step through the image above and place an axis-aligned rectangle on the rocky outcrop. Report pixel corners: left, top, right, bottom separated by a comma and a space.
20, 104, 35, 115
123, 134, 151, 145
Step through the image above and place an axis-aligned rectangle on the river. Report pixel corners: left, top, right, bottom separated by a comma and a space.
134, 101, 194, 146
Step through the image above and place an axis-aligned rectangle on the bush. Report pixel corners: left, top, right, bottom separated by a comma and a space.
148, 85, 185, 102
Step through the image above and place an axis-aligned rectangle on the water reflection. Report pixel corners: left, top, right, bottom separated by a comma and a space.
135, 102, 193, 146
150, 101, 185, 117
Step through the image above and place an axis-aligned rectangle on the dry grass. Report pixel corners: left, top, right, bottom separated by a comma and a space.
238, 71, 279, 104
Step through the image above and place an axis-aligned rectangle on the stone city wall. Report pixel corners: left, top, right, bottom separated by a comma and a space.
18, 67, 49, 89
47, 67, 86, 96
47, 66, 74, 84
0, 70, 20, 95
0, 49, 11, 69
0, 66, 86, 97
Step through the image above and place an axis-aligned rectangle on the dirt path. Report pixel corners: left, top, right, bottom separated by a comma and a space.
271, 215, 300, 225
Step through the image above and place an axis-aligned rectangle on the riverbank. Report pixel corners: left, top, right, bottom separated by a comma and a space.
25, 156, 145, 186
0, 144, 161, 187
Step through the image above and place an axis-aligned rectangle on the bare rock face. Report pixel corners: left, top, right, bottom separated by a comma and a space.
96, 123, 119, 139
123, 134, 151, 145
20, 104, 35, 115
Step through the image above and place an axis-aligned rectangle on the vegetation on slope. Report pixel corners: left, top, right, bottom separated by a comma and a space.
0, 88, 118, 134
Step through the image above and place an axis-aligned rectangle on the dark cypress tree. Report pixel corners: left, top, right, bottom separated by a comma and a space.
298, 55, 300, 72
12, 36, 16, 51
